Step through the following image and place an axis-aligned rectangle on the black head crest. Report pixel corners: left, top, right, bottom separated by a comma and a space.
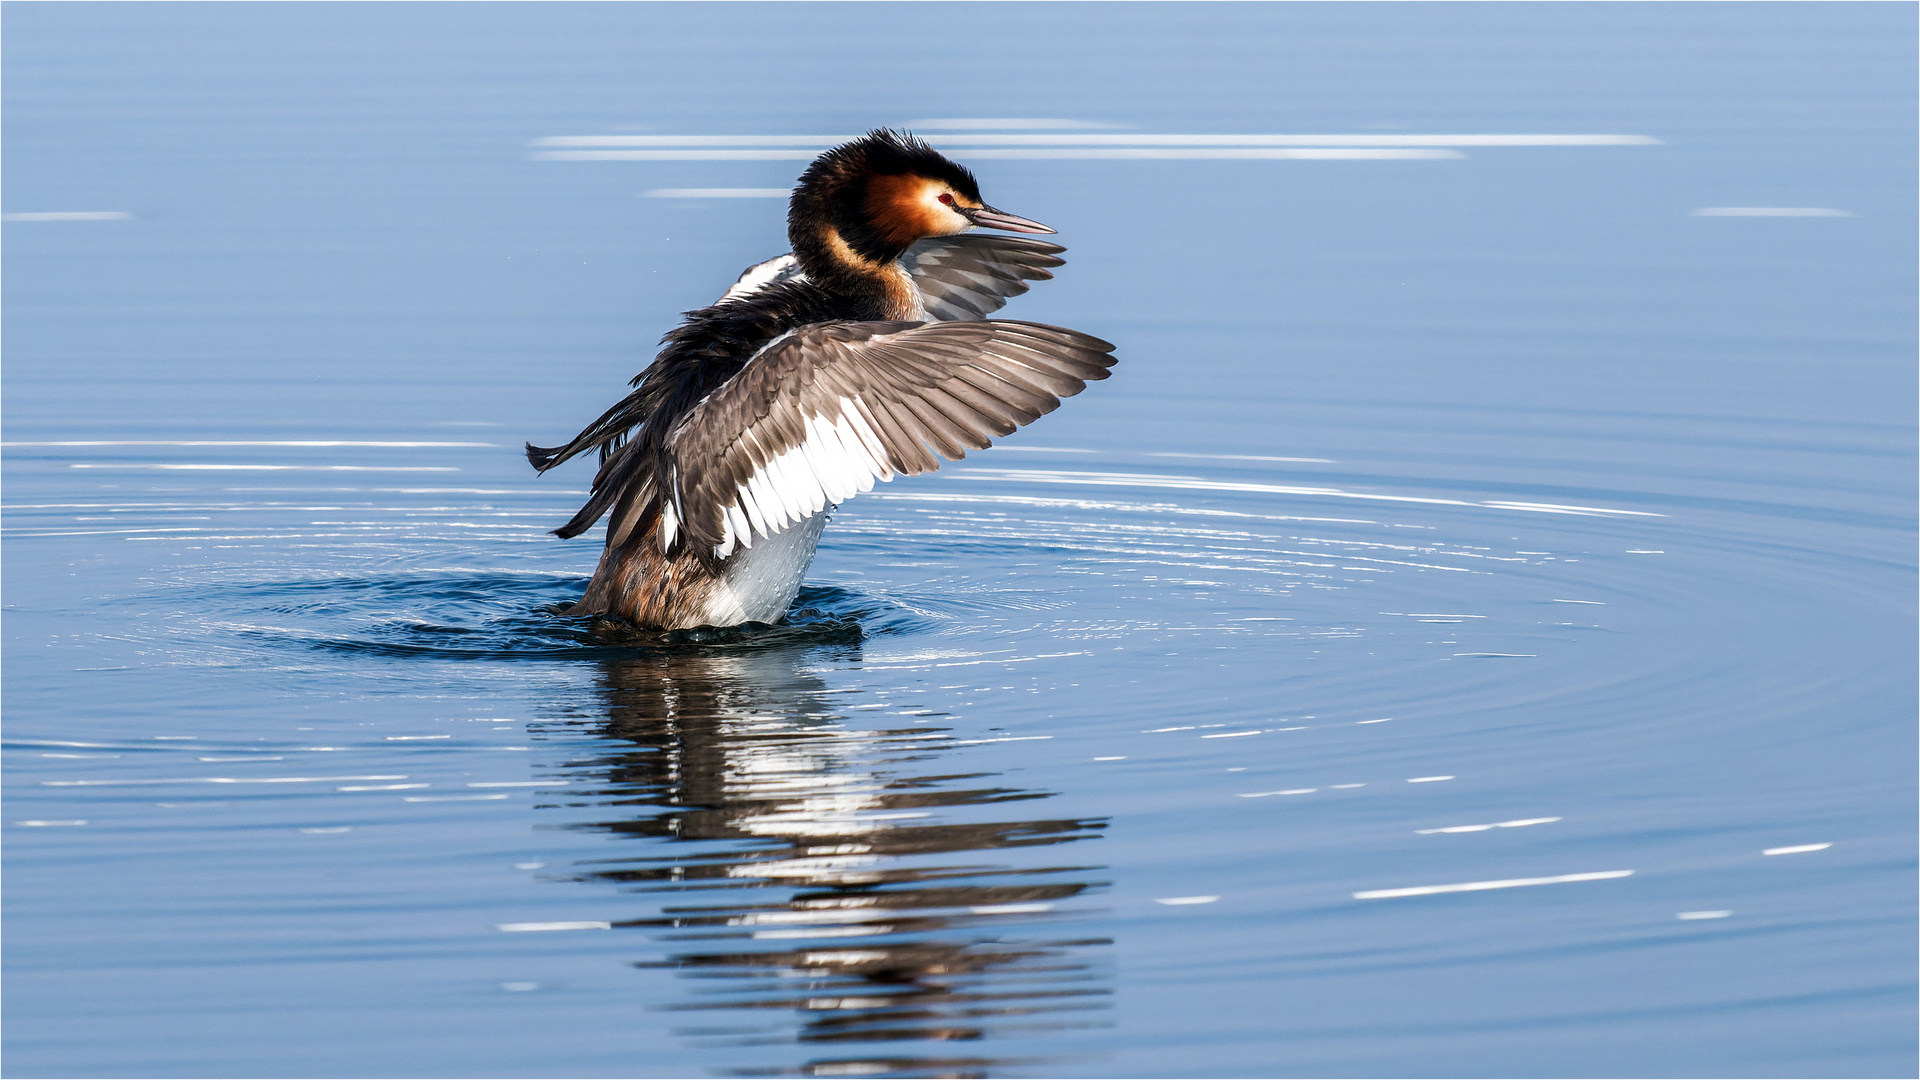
791, 131, 986, 267
795, 129, 980, 205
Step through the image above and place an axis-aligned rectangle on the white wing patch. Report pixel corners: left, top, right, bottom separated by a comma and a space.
719, 255, 805, 304
711, 397, 897, 558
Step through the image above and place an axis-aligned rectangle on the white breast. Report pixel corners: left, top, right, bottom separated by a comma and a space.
697, 510, 831, 626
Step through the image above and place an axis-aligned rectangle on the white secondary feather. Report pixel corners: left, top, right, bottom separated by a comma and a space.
840, 402, 895, 481
767, 448, 810, 522
740, 478, 771, 536
657, 500, 680, 551
709, 397, 901, 558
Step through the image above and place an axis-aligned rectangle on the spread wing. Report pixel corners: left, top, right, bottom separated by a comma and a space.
715, 235, 1067, 318
899, 234, 1067, 320
659, 319, 1115, 558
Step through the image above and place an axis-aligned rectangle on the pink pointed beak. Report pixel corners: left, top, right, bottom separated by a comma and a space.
961, 205, 1056, 234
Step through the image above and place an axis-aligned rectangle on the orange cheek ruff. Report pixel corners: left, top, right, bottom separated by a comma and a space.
864, 175, 953, 247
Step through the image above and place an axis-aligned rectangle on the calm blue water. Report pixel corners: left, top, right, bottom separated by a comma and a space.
5, 5, 1914, 1077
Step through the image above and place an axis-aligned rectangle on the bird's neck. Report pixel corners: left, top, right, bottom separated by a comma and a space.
790, 225, 925, 321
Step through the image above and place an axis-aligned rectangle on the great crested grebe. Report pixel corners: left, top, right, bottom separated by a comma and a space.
526, 129, 1115, 630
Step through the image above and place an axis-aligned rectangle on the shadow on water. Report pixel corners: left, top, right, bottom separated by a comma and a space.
533, 639, 1114, 1078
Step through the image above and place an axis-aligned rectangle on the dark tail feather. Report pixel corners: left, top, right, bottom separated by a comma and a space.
524, 385, 654, 475
526, 442, 568, 472
551, 501, 607, 539
551, 443, 654, 540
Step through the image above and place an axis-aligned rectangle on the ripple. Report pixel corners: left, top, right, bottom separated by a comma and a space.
182, 574, 929, 661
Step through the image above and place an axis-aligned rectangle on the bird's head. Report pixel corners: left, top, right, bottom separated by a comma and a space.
789, 129, 1053, 279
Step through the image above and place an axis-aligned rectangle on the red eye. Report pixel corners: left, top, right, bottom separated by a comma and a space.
937, 193, 956, 206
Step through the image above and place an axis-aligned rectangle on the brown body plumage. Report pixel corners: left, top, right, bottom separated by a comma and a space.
527, 131, 1115, 631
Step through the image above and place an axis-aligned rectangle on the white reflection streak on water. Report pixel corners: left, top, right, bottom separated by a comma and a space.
65, 464, 460, 472
531, 130, 1660, 165
1691, 207, 1853, 217
43, 774, 409, 786
645, 188, 788, 198
839, 503, 1508, 593
1, 211, 133, 221
1354, 870, 1634, 900
532, 132, 1659, 147
550, 148, 1468, 161
2, 441, 496, 447
1416, 817, 1562, 834
952, 467, 1664, 517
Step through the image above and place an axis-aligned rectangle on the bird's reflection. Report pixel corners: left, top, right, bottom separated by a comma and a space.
538, 637, 1111, 1078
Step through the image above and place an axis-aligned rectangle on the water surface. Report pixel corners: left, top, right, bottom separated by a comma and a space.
5, 5, 1915, 1077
